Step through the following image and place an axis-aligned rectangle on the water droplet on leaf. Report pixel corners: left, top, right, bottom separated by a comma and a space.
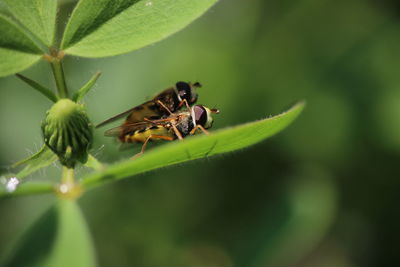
5, 177, 20, 193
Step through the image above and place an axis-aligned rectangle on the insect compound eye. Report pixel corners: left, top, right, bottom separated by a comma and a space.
193, 105, 208, 127
176, 81, 192, 101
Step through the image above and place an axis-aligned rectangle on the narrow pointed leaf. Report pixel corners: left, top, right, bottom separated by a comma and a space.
16, 74, 58, 102
72, 71, 101, 102
13, 145, 58, 179
61, 0, 218, 57
0, 14, 42, 77
0, 200, 97, 267
0, 102, 304, 198
4, 0, 57, 46
82, 102, 305, 189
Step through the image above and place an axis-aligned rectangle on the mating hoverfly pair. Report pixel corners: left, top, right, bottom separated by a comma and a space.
96, 82, 219, 157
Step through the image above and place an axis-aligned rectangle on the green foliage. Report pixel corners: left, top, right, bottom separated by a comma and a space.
0, 102, 304, 198
0, 14, 42, 77
84, 154, 104, 171
0, 200, 96, 267
3, 0, 57, 46
61, 0, 218, 57
0, 0, 219, 75
0, 14, 42, 54
250, 168, 336, 267
72, 72, 102, 102
41, 200, 97, 267
0, 50, 41, 77
13, 145, 57, 179
16, 74, 58, 102
82, 102, 304, 189
0, 0, 307, 266
0, 182, 53, 197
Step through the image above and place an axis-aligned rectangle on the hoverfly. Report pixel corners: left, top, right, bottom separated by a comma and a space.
96, 81, 201, 129
104, 104, 220, 156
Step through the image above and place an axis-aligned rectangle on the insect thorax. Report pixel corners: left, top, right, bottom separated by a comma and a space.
176, 115, 194, 137
154, 88, 181, 113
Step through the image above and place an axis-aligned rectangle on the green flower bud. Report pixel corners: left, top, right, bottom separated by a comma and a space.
42, 99, 93, 168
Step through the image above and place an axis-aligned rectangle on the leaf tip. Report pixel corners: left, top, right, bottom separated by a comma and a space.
286, 100, 306, 116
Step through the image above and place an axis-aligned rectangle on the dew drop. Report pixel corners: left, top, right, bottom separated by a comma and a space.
59, 184, 69, 194
5, 177, 20, 193
56, 182, 82, 199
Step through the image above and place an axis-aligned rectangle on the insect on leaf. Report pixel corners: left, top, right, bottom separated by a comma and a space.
82, 102, 305, 190
0, 102, 305, 198
61, 0, 218, 57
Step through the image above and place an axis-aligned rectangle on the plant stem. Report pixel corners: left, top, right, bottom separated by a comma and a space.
58, 167, 82, 199
50, 58, 69, 98
62, 166, 75, 184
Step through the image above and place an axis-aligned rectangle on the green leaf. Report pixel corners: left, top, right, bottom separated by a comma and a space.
250, 167, 337, 267
82, 102, 305, 190
0, 146, 57, 199
0, 14, 42, 77
0, 199, 97, 267
61, 0, 218, 57
0, 102, 304, 198
13, 145, 58, 179
0, 145, 57, 198
0, 49, 41, 77
4, 0, 57, 46
41, 200, 97, 267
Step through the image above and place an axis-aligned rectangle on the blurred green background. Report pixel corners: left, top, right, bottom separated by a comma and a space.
1, 0, 400, 266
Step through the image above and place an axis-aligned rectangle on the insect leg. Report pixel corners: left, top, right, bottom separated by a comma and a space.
171, 124, 184, 140
156, 100, 173, 115
177, 99, 191, 110
132, 134, 174, 159
190, 125, 210, 135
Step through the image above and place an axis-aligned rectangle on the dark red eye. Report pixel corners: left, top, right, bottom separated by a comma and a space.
193, 105, 208, 126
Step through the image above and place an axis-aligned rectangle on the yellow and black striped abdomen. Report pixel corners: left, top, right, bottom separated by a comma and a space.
124, 125, 174, 143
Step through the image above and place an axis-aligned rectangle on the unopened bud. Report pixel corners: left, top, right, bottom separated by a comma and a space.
42, 99, 93, 168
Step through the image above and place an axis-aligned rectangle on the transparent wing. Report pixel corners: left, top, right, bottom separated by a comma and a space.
96, 106, 137, 128
96, 87, 178, 128
103, 122, 150, 136
103, 117, 175, 137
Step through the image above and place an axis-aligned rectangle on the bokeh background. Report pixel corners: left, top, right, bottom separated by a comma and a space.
1, 0, 400, 266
